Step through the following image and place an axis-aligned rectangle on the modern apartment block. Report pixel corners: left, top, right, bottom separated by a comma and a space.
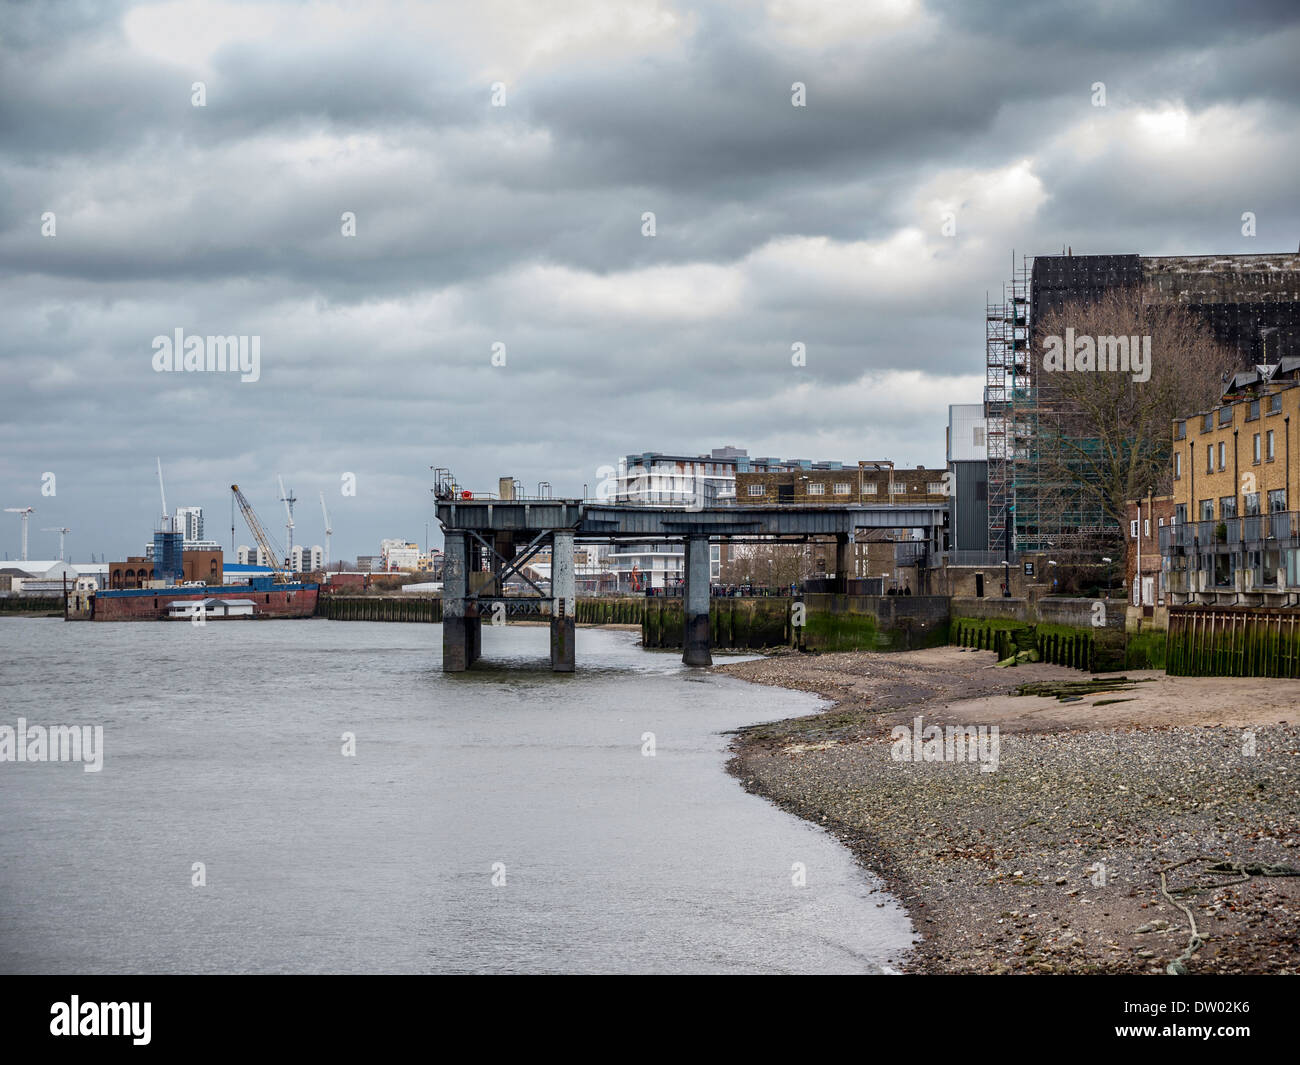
290, 545, 325, 573
174, 506, 204, 541
609, 446, 770, 589
380, 539, 421, 571
1162, 359, 1300, 604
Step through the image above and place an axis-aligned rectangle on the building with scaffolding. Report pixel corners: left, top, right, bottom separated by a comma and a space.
985, 250, 1300, 556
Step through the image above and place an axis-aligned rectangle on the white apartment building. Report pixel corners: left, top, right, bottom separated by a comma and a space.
174, 506, 204, 541
380, 539, 421, 571
290, 545, 324, 573
236, 544, 272, 567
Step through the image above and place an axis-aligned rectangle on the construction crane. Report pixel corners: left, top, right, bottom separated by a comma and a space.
230, 485, 290, 581
156, 457, 168, 521
5, 506, 34, 561
42, 526, 70, 562
278, 475, 296, 561
319, 492, 332, 570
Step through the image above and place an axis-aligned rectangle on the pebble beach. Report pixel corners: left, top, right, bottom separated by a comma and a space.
720, 646, 1300, 974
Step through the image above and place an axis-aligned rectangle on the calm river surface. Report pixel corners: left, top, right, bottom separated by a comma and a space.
0, 618, 914, 973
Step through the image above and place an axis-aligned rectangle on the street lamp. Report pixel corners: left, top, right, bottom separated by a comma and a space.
1101, 556, 1114, 597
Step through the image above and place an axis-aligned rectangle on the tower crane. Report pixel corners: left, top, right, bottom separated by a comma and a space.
156, 457, 169, 528
278, 475, 296, 562
319, 492, 332, 570
42, 526, 70, 562
230, 485, 290, 581
5, 506, 34, 561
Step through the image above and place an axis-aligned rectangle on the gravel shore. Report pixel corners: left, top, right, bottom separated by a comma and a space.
720, 646, 1300, 974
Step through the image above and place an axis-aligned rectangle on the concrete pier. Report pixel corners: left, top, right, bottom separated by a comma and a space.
435, 494, 944, 673
682, 535, 712, 667
550, 530, 575, 672
442, 533, 470, 671
835, 533, 853, 592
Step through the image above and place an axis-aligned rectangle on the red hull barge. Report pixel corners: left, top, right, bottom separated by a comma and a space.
90, 582, 318, 621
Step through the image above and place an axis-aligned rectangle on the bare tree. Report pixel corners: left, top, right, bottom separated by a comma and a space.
720, 542, 821, 587
1023, 287, 1238, 560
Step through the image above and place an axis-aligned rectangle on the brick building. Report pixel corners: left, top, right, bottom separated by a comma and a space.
733, 460, 949, 592
1163, 360, 1300, 604
734, 461, 948, 506
109, 549, 223, 589
1124, 493, 1176, 620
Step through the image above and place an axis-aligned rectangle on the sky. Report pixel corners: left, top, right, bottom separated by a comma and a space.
2, 0, 1298, 563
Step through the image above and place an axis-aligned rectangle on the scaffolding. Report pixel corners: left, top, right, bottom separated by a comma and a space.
984, 256, 1029, 552
987, 253, 1122, 557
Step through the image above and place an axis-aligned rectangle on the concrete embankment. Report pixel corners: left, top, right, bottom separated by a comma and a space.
317, 596, 443, 622
0, 596, 63, 616
313, 592, 1166, 670
721, 646, 1300, 975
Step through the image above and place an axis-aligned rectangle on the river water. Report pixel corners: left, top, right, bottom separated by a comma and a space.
0, 618, 914, 974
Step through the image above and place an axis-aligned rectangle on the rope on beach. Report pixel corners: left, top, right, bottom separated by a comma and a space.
1159, 857, 1300, 975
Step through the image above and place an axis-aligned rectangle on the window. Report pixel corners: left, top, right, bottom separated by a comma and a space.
747, 484, 765, 496
1174, 504, 1187, 524
1219, 407, 1232, 426
1220, 496, 1237, 520
1174, 452, 1182, 479
1269, 489, 1287, 512
1254, 434, 1262, 463
1202, 413, 1213, 433
1244, 492, 1261, 516
1129, 520, 1139, 539
1218, 442, 1226, 471
1175, 420, 1186, 440
1158, 517, 1165, 528
862, 482, 878, 495
1267, 430, 1275, 461
1144, 517, 1150, 537
1207, 445, 1214, 474
807, 482, 825, 495
1270, 393, 1283, 413
927, 482, 945, 494
1249, 399, 1260, 421
1200, 499, 1214, 521
890, 482, 905, 494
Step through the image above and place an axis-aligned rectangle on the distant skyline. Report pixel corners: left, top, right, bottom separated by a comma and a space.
3, 0, 1298, 562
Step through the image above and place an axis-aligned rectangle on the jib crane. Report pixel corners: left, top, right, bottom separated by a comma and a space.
319, 492, 332, 570
230, 484, 290, 580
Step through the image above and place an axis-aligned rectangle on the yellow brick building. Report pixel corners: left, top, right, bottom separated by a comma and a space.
1165, 368, 1300, 603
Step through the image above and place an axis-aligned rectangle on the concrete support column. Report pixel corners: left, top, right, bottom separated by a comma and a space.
835, 533, 852, 593
683, 535, 712, 667
442, 532, 469, 671
467, 611, 482, 665
550, 530, 576, 672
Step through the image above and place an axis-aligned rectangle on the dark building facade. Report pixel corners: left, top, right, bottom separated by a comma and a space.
1031, 252, 1300, 366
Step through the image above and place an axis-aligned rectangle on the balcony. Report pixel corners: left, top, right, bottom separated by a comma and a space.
1160, 512, 1300, 554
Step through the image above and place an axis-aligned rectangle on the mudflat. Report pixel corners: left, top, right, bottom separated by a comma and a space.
721, 646, 1300, 974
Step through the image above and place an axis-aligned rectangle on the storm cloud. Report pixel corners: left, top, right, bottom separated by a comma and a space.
2, 0, 1297, 561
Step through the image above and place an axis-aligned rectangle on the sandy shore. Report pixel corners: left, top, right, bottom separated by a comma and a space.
719, 646, 1300, 974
